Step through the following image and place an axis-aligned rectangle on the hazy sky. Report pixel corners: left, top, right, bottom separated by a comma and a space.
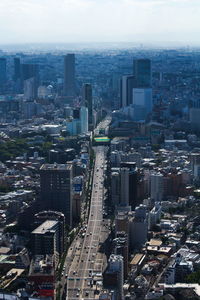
0, 0, 200, 45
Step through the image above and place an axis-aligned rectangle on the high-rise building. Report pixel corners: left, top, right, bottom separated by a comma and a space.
120, 75, 134, 108
120, 162, 138, 209
63, 54, 75, 97
80, 106, 88, 134
21, 63, 39, 98
129, 205, 148, 250
82, 83, 93, 129
0, 58, 7, 90
111, 171, 120, 205
13, 57, 21, 81
24, 77, 35, 100
107, 254, 124, 299
120, 168, 130, 206
31, 220, 60, 265
40, 164, 73, 226
132, 88, 153, 121
133, 59, 152, 88
34, 210, 65, 255
150, 172, 164, 202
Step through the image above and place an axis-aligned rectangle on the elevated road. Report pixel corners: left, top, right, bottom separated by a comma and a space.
66, 146, 108, 300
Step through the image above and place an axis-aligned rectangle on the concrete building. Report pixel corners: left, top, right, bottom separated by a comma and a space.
34, 211, 65, 255
107, 254, 124, 299
129, 205, 148, 250
111, 171, 120, 206
24, 77, 35, 100
120, 168, 130, 206
150, 172, 164, 202
80, 106, 88, 134
40, 163, 73, 226
28, 255, 55, 299
31, 220, 61, 266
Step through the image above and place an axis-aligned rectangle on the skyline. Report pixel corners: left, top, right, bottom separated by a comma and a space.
0, 0, 200, 45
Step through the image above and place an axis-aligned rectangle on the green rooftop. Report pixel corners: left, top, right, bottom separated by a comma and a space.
94, 137, 110, 143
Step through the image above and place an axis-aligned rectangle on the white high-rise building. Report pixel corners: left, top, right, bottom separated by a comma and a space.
24, 77, 35, 100
80, 106, 88, 134
132, 88, 152, 121
150, 172, 164, 202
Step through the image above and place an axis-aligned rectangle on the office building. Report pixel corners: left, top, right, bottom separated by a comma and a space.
120, 168, 130, 206
13, 57, 21, 81
31, 220, 60, 266
24, 77, 35, 100
106, 254, 124, 299
28, 255, 56, 299
63, 54, 75, 97
82, 83, 93, 128
129, 205, 148, 250
0, 58, 6, 91
133, 59, 152, 88
120, 162, 138, 209
150, 172, 164, 202
111, 171, 120, 206
40, 164, 73, 226
189, 108, 200, 131
21, 63, 39, 98
34, 210, 65, 255
120, 75, 134, 108
132, 88, 153, 121
80, 106, 88, 134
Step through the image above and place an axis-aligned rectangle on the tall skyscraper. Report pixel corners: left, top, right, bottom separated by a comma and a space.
63, 54, 75, 97
13, 57, 21, 81
132, 88, 153, 121
40, 164, 73, 226
80, 106, 88, 134
21, 63, 39, 98
120, 162, 138, 209
132, 59, 153, 120
150, 172, 164, 202
120, 75, 134, 108
0, 58, 7, 90
82, 83, 93, 129
133, 59, 152, 88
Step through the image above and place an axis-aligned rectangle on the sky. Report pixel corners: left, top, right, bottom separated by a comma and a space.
0, 0, 200, 45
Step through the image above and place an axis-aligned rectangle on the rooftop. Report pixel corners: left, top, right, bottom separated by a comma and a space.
32, 220, 58, 234
40, 163, 72, 171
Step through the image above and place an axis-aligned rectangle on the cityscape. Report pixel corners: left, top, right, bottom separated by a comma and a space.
1, 1, 200, 300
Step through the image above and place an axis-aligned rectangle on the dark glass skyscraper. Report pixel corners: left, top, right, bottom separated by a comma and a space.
13, 57, 21, 81
21, 63, 39, 98
63, 54, 75, 97
82, 83, 93, 128
0, 58, 7, 89
40, 164, 73, 226
120, 75, 135, 107
133, 59, 151, 88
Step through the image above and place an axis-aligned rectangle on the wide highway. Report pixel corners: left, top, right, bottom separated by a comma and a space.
66, 146, 108, 300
